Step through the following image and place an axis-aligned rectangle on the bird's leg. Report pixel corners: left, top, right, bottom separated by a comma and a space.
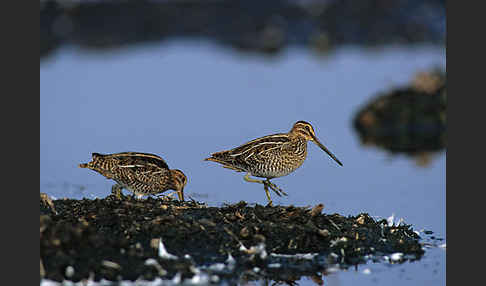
265, 179, 288, 197
263, 183, 273, 206
177, 192, 184, 202
176, 190, 184, 202
126, 193, 143, 201
243, 173, 265, 185
127, 191, 142, 201
244, 173, 274, 206
111, 184, 124, 200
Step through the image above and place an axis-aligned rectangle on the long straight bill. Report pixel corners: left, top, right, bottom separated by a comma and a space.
312, 135, 343, 166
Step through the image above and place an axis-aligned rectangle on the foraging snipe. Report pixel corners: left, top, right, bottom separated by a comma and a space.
79, 152, 187, 201
204, 121, 342, 205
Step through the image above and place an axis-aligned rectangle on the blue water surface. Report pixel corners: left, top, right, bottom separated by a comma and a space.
40, 41, 446, 286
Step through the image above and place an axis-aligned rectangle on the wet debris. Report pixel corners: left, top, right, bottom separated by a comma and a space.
309, 203, 324, 217
157, 239, 178, 260
353, 68, 446, 165
40, 259, 46, 278
40, 192, 57, 215
40, 195, 425, 282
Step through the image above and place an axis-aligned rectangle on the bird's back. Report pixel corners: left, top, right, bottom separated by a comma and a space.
79, 152, 173, 192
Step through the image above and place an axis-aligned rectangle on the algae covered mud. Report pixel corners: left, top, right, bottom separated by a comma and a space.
40, 194, 441, 285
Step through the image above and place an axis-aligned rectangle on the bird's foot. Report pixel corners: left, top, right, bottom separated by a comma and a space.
156, 192, 176, 201
263, 184, 274, 206
111, 185, 125, 200
265, 180, 288, 197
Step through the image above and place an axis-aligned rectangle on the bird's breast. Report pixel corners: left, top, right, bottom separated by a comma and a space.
250, 140, 307, 178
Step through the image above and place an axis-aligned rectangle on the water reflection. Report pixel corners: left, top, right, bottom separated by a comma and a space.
238, 267, 336, 286
40, 0, 445, 60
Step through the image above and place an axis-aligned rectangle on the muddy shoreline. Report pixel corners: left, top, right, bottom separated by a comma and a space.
41, 194, 424, 282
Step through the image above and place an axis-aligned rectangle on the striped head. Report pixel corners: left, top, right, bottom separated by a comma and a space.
290, 121, 343, 166
290, 121, 318, 141
170, 169, 187, 201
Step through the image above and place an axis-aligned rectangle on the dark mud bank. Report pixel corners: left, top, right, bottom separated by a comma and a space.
353, 68, 446, 166
40, 194, 424, 282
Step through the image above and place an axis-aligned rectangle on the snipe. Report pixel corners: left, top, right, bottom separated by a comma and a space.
79, 152, 187, 201
204, 121, 342, 205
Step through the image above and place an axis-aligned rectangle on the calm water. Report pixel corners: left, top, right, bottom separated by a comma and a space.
40, 41, 446, 285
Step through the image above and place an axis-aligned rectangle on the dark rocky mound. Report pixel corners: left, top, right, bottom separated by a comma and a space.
40, 193, 424, 283
353, 69, 446, 163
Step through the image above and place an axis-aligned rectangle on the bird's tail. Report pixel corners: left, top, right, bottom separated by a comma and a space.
79, 153, 103, 168
79, 161, 96, 169
204, 153, 242, 172
204, 156, 224, 163
204, 150, 230, 164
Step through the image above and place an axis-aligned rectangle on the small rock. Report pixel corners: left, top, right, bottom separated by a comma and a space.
240, 227, 250, 238
310, 204, 324, 217
318, 229, 330, 237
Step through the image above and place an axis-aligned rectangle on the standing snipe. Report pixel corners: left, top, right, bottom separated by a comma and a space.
204, 121, 342, 205
79, 152, 187, 201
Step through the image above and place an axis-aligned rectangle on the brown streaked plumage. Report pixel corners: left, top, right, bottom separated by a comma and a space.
79, 152, 187, 201
204, 121, 342, 205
